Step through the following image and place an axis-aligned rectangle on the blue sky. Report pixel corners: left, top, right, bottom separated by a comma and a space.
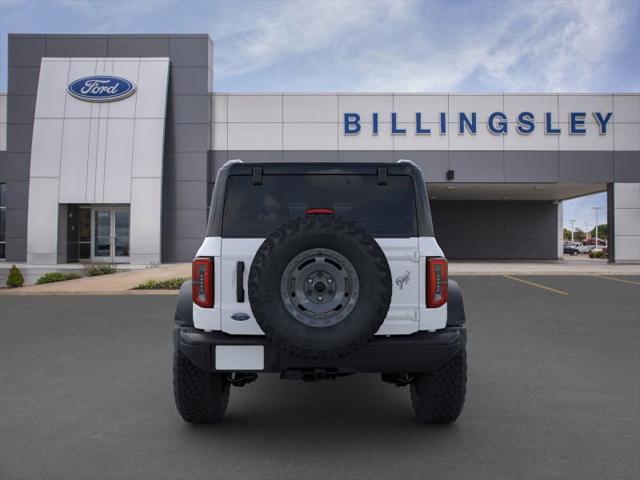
1, 0, 638, 228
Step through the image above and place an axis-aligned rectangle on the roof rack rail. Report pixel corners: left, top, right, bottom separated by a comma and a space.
397, 159, 420, 169
223, 159, 243, 167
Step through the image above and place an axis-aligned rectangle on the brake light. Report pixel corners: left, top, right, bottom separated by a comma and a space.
192, 257, 214, 308
305, 208, 335, 215
427, 258, 448, 308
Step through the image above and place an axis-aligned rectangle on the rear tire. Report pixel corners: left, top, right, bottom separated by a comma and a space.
410, 348, 467, 424
173, 349, 230, 424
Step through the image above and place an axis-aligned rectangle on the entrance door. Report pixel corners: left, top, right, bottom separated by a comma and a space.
92, 206, 130, 263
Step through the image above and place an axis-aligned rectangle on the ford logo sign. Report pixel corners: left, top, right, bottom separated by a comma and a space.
67, 76, 136, 102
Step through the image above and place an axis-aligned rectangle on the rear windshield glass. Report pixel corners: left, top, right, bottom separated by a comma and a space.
222, 174, 418, 237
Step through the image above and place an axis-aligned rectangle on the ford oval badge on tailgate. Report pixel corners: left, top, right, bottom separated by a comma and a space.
231, 313, 251, 321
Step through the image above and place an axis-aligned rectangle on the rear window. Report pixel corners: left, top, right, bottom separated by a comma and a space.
222, 174, 418, 237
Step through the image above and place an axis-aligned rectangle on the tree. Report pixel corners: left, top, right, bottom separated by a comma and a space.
6, 264, 24, 288
589, 224, 608, 240
573, 228, 586, 242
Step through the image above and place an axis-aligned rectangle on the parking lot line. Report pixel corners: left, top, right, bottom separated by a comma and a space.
502, 275, 570, 295
593, 275, 640, 286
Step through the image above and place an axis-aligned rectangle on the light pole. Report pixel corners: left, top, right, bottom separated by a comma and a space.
584, 221, 591, 242
592, 206, 603, 248
570, 219, 576, 242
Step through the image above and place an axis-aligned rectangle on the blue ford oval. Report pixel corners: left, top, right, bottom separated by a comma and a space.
67, 76, 136, 102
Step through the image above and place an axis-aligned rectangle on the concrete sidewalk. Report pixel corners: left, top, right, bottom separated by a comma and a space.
0, 263, 190, 295
449, 257, 640, 275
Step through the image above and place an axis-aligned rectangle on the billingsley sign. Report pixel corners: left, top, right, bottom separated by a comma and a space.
343, 111, 613, 135
67, 76, 136, 102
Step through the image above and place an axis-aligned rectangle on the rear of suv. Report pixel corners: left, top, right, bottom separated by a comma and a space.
174, 160, 467, 424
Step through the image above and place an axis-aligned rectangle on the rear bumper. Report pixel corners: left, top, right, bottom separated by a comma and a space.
175, 326, 466, 374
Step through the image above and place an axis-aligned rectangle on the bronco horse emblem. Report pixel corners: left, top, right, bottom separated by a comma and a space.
395, 270, 411, 290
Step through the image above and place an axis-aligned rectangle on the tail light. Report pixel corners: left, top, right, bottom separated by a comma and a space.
192, 257, 214, 308
305, 208, 335, 215
426, 258, 448, 308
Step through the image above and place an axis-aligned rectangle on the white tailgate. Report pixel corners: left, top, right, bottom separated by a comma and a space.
220, 238, 265, 334
208, 236, 446, 335
375, 238, 421, 335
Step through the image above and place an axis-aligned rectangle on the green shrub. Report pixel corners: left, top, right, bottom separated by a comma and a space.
84, 263, 118, 276
589, 250, 606, 259
6, 265, 24, 288
36, 272, 82, 284
133, 277, 188, 290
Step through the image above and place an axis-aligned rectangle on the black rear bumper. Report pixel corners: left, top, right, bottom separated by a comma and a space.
175, 326, 466, 374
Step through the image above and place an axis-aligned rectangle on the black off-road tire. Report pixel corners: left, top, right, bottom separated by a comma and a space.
173, 349, 230, 424
249, 215, 392, 359
410, 348, 467, 424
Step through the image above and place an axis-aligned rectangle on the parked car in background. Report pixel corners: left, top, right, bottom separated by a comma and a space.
579, 244, 595, 254
564, 242, 583, 255
584, 238, 607, 246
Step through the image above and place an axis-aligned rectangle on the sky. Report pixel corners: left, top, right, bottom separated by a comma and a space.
0, 0, 638, 228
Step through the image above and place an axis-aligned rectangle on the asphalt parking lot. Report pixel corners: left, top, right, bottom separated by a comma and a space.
1, 275, 639, 480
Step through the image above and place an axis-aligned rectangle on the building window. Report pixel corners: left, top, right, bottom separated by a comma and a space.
0, 183, 6, 259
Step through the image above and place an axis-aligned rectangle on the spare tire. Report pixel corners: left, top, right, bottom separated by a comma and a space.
248, 215, 392, 359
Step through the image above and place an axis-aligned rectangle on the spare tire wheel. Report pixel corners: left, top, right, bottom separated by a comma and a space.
248, 215, 392, 359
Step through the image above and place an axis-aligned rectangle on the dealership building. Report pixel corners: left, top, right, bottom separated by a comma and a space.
0, 33, 638, 264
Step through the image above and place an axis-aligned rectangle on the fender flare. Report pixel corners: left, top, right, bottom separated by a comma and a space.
175, 280, 194, 326
446, 279, 466, 326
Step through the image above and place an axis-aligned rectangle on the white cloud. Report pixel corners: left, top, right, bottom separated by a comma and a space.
213, 0, 636, 92
213, 0, 410, 79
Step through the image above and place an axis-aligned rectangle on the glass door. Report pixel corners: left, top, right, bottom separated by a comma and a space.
113, 207, 130, 259
92, 206, 130, 263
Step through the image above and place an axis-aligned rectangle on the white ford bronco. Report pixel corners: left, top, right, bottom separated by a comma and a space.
173, 160, 467, 424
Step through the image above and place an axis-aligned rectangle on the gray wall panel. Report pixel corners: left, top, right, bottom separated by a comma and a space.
559, 151, 614, 183
450, 151, 504, 182
6, 208, 28, 239
283, 150, 339, 163
164, 152, 208, 181
338, 151, 394, 162
167, 95, 210, 124
107, 35, 170, 57
0, 153, 30, 181
163, 180, 208, 210
8, 36, 45, 67
45, 36, 108, 57
505, 150, 559, 182
6, 95, 36, 124
169, 67, 210, 95
165, 123, 210, 153
431, 200, 558, 259
162, 237, 203, 262
169, 36, 211, 67
5, 180, 29, 208
163, 209, 207, 239
6, 124, 33, 153
7, 67, 40, 95
5, 236, 26, 262
209, 151, 228, 178
226, 150, 283, 163
614, 151, 640, 182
